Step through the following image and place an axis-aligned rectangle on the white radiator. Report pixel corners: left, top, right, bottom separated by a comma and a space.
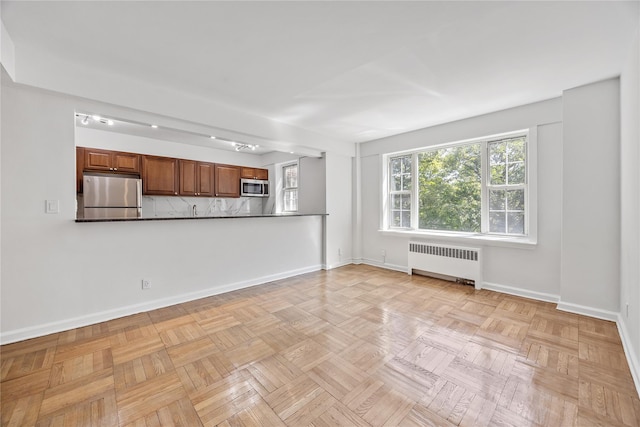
408, 241, 482, 289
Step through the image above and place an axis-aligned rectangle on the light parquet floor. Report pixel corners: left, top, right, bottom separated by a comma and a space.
2, 265, 640, 426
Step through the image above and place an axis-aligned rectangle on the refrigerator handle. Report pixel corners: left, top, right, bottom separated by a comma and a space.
136, 179, 142, 207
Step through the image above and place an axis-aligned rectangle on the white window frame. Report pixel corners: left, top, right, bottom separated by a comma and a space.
381, 128, 537, 248
282, 162, 298, 212
388, 154, 413, 229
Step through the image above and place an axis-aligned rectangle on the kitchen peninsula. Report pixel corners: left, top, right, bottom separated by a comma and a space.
76, 212, 326, 223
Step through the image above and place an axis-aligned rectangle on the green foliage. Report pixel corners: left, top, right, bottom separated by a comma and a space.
418, 144, 481, 232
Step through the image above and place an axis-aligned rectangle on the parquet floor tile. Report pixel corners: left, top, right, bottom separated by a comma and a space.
2, 264, 639, 426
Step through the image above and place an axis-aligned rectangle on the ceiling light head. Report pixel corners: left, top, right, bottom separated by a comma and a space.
210, 136, 216, 139
107, 120, 114, 126
151, 124, 158, 129
91, 115, 101, 122
81, 116, 89, 125
231, 142, 236, 146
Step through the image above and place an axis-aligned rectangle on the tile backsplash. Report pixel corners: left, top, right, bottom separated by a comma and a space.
141, 196, 263, 218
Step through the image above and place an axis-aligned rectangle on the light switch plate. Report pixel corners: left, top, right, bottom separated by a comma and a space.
45, 200, 59, 214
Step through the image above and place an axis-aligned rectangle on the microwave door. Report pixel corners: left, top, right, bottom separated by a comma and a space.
243, 181, 262, 196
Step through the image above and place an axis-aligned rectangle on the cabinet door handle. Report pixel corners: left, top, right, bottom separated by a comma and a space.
114, 168, 118, 171
175, 192, 177, 195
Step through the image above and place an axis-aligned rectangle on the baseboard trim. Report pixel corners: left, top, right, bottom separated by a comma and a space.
0, 264, 323, 345
482, 282, 560, 303
323, 259, 354, 270
556, 301, 619, 322
360, 258, 409, 274
617, 315, 640, 398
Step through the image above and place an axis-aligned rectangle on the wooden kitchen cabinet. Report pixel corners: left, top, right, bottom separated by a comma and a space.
76, 147, 84, 193
142, 155, 179, 196
84, 148, 140, 174
214, 164, 240, 198
240, 167, 269, 180
179, 160, 214, 197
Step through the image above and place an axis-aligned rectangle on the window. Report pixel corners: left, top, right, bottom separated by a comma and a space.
487, 136, 526, 234
385, 131, 529, 237
283, 163, 298, 212
388, 155, 412, 228
418, 143, 481, 232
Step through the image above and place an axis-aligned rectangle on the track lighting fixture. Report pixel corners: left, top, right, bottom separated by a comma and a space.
75, 113, 261, 153
75, 113, 114, 126
233, 143, 259, 151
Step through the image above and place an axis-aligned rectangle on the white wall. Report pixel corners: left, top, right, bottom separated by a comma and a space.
325, 152, 353, 268
560, 78, 620, 316
359, 99, 564, 298
0, 18, 15, 80
15, 43, 350, 158
298, 156, 326, 215
620, 27, 640, 388
0, 76, 324, 343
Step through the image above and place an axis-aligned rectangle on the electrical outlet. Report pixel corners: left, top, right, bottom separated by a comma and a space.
142, 279, 151, 290
45, 199, 59, 214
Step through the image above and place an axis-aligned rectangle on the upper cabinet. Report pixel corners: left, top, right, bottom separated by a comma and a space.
77, 146, 259, 199
84, 148, 140, 174
240, 167, 269, 180
179, 160, 215, 197
215, 164, 240, 198
142, 155, 179, 196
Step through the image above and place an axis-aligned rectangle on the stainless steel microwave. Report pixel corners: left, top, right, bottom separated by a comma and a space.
241, 179, 269, 197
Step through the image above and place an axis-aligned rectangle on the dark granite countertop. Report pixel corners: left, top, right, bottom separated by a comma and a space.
75, 213, 327, 223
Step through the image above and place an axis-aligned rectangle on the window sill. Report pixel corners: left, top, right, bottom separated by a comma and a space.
379, 229, 537, 249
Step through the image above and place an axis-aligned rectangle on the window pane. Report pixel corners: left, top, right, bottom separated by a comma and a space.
392, 211, 401, 227
490, 138, 526, 186
391, 158, 401, 175
489, 212, 506, 233
490, 164, 506, 185
507, 138, 526, 162
392, 194, 401, 209
401, 194, 411, 209
507, 189, 524, 211
507, 212, 525, 234
402, 156, 411, 173
401, 211, 411, 228
402, 173, 411, 191
284, 165, 298, 188
507, 162, 525, 184
392, 176, 402, 192
390, 193, 411, 228
390, 155, 412, 192
490, 189, 506, 211
284, 189, 297, 211
418, 144, 481, 232
489, 142, 506, 165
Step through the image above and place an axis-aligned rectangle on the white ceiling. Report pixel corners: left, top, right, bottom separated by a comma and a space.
2, 1, 639, 146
